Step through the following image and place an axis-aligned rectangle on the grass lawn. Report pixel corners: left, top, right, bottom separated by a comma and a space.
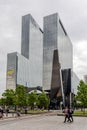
73, 110, 87, 116
9, 109, 48, 114
27, 109, 48, 114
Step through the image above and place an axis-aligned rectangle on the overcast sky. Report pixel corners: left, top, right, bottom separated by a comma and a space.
0, 0, 87, 96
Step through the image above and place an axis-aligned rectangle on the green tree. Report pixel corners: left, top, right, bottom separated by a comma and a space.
28, 91, 38, 109
15, 85, 27, 107
38, 92, 50, 109
0, 97, 6, 106
76, 80, 87, 108
2, 89, 15, 106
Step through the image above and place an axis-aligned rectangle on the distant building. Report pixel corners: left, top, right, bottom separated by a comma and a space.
6, 52, 29, 90
84, 75, 87, 84
71, 72, 80, 94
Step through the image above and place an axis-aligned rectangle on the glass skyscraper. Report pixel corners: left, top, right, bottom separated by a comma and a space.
6, 14, 43, 90
6, 13, 74, 107
43, 13, 73, 106
21, 14, 43, 88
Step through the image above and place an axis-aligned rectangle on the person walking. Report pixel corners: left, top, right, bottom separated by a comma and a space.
63, 106, 71, 123
0, 107, 4, 119
68, 107, 74, 122
5, 107, 9, 117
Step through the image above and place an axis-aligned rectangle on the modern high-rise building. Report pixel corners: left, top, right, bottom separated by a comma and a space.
21, 14, 43, 87
6, 13, 78, 107
6, 14, 43, 90
43, 13, 73, 106
6, 52, 29, 90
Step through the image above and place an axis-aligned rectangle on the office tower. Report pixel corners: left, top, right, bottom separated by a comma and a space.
6, 13, 76, 107
43, 13, 73, 106
6, 14, 43, 90
6, 52, 29, 90
21, 14, 43, 87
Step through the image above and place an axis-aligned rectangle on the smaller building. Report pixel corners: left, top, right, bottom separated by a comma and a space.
6, 52, 29, 90
71, 72, 80, 94
84, 75, 87, 84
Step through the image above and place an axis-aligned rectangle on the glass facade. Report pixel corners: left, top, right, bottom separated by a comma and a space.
58, 19, 73, 69
43, 13, 73, 105
17, 53, 29, 87
6, 52, 29, 90
6, 13, 73, 106
21, 14, 43, 87
6, 52, 17, 90
43, 14, 58, 91
21, 15, 30, 59
72, 72, 79, 94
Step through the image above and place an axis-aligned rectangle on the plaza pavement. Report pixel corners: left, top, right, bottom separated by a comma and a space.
0, 111, 87, 130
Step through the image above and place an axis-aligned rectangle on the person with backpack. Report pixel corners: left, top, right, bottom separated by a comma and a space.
63, 106, 71, 123
68, 107, 74, 122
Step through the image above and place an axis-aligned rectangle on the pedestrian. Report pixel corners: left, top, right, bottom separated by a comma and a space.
63, 106, 71, 123
16, 109, 21, 118
5, 107, 9, 117
24, 107, 28, 114
0, 107, 4, 119
16, 111, 21, 117
68, 107, 74, 122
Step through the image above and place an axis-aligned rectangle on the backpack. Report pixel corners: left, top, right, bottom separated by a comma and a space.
70, 109, 74, 114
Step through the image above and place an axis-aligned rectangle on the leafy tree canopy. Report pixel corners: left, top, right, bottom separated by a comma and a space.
15, 85, 27, 107
38, 92, 50, 109
28, 91, 38, 109
2, 89, 15, 106
76, 80, 87, 107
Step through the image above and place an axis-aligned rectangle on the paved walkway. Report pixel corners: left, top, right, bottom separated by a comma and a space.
0, 110, 53, 121
0, 110, 59, 120
0, 114, 87, 130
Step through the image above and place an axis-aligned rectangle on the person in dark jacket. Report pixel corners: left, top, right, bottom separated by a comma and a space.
0, 107, 4, 119
63, 106, 73, 123
67, 108, 74, 122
